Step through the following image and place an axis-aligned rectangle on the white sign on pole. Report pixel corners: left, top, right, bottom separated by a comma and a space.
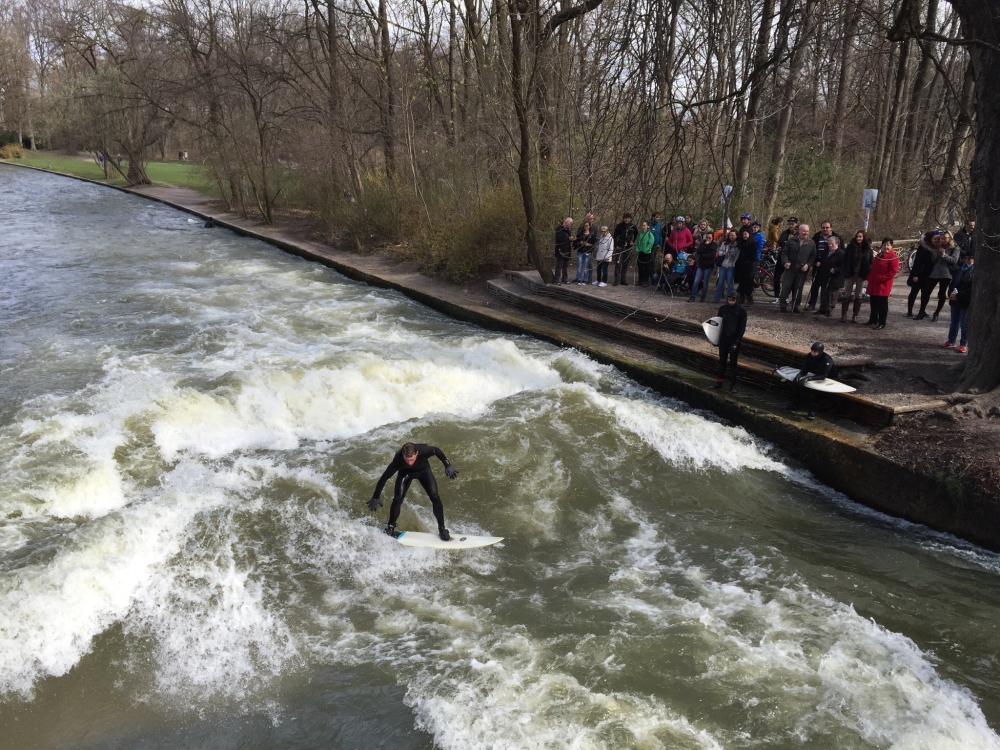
862, 189, 879, 211
719, 185, 733, 205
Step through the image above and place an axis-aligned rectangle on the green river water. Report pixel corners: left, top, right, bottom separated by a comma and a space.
1, 165, 999, 749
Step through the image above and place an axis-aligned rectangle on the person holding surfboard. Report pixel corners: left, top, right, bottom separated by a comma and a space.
368, 443, 459, 541
712, 292, 747, 393
786, 342, 834, 420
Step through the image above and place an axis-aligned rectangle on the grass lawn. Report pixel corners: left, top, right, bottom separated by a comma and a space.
10, 151, 217, 197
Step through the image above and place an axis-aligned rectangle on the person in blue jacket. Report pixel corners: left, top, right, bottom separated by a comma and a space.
751, 220, 765, 260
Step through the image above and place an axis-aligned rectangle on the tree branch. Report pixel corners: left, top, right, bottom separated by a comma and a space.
540, 0, 607, 43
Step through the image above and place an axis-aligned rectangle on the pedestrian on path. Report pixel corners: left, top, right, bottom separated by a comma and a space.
943, 254, 974, 353
866, 238, 900, 330
554, 218, 573, 284
613, 213, 637, 287
714, 229, 739, 301
841, 231, 872, 322
778, 224, 816, 313
593, 226, 613, 286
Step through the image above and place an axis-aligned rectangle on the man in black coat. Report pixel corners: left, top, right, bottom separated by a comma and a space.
712, 292, 748, 394
954, 220, 976, 259
612, 213, 638, 286
787, 342, 834, 420
554, 217, 574, 284
807, 221, 843, 310
814, 235, 845, 316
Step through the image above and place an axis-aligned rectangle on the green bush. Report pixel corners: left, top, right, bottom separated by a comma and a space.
409, 180, 532, 281
314, 172, 423, 251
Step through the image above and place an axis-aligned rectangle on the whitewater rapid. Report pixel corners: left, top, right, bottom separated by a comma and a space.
1, 166, 999, 749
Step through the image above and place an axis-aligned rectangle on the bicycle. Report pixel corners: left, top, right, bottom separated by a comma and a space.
754, 249, 778, 297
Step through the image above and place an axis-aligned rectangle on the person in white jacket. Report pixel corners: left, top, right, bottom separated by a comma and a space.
593, 226, 614, 287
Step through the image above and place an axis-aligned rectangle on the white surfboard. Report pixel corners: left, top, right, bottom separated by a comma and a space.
776, 366, 856, 393
395, 530, 503, 550
702, 316, 722, 346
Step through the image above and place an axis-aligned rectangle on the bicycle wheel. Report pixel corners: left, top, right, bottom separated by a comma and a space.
755, 262, 776, 297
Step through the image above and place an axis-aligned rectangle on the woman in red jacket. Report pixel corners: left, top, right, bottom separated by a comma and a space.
866, 237, 900, 330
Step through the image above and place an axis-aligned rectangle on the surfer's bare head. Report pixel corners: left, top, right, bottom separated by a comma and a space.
402, 443, 419, 465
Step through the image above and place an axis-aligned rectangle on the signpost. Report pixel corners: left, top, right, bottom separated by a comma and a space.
862, 188, 878, 231
720, 184, 733, 235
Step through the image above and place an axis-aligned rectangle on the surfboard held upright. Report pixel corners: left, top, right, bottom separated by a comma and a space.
702, 317, 722, 347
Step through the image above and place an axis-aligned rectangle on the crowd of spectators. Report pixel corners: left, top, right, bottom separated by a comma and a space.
554, 213, 978, 354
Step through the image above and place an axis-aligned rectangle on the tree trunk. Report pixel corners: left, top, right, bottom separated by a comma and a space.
763, 0, 817, 219
377, 0, 396, 176
876, 38, 911, 197
868, 45, 895, 185
949, 0, 1000, 393
831, 0, 862, 163
508, 1, 551, 283
735, 0, 777, 189
922, 60, 974, 227
900, 0, 938, 185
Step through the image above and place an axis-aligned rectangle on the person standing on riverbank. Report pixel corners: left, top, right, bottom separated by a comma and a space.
613, 213, 637, 286
713, 292, 747, 393
814, 235, 845, 316
574, 220, 596, 284
806, 221, 842, 311
735, 227, 757, 304
841, 231, 872, 322
689, 234, 717, 302
666, 216, 693, 272
635, 221, 655, 286
649, 212, 664, 274
369, 442, 459, 541
778, 224, 815, 313
919, 231, 959, 322
593, 226, 613, 286
774, 216, 799, 302
554, 218, 573, 284
866, 238, 900, 330
714, 229, 739, 301
943, 253, 974, 353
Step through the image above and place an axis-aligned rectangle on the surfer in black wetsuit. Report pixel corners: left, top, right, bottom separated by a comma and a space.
712, 292, 747, 394
786, 341, 834, 420
368, 443, 458, 541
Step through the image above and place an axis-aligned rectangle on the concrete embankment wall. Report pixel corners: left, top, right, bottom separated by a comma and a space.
6, 162, 999, 551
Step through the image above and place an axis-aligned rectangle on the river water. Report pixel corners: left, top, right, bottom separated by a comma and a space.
1, 166, 999, 749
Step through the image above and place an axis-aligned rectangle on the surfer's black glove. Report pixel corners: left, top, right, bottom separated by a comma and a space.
444, 463, 459, 480
367, 496, 382, 511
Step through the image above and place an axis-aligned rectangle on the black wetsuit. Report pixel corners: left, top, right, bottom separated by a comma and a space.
716, 302, 747, 387
373, 444, 450, 531
793, 352, 834, 411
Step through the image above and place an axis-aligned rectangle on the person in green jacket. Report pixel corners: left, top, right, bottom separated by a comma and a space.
635, 221, 655, 287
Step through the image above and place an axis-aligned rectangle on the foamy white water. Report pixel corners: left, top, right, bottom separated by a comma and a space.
1, 165, 999, 749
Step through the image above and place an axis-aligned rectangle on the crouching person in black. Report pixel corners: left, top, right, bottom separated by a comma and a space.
787, 342, 834, 420
713, 291, 747, 394
368, 442, 459, 540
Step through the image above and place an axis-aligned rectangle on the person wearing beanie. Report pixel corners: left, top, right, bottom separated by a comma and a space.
712, 292, 747, 394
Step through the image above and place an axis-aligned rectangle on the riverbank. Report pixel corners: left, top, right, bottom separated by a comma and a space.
6, 161, 998, 550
